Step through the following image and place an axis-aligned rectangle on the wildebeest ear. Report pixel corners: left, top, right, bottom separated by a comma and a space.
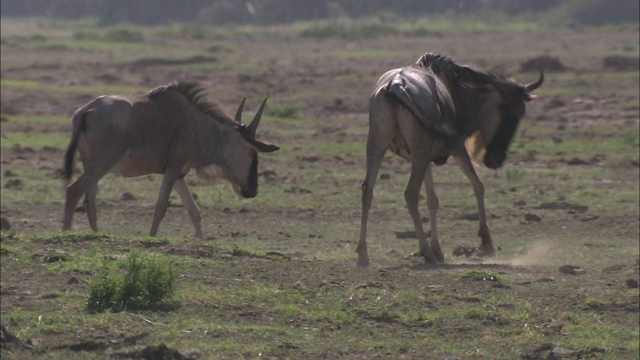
245, 138, 280, 153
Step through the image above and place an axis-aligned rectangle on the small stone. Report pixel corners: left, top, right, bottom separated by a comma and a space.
524, 213, 541, 222
559, 265, 585, 275
0, 216, 11, 230
121, 192, 136, 201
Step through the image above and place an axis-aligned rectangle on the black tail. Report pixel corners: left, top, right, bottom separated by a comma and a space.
63, 110, 88, 186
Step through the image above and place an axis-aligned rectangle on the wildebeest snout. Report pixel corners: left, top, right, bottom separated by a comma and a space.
241, 187, 257, 198
484, 153, 506, 169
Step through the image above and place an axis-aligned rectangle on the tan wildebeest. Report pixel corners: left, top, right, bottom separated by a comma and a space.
62, 82, 279, 238
357, 52, 543, 266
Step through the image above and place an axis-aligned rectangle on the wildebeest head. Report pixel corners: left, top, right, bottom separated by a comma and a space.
197, 98, 279, 198
481, 71, 544, 169
416, 53, 543, 169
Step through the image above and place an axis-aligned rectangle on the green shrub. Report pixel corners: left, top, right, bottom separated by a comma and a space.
86, 251, 177, 313
268, 101, 304, 119
103, 28, 144, 42
73, 28, 144, 43
455, 269, 506, 283
206, 43, 234, 53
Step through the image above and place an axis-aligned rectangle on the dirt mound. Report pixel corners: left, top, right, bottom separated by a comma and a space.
603, 55, 639, 71
521, 55, 566, 72
130, 56, 217, 68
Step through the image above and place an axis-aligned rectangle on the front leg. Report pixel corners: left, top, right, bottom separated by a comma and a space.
454, 152, 496, 257
150, 171, 179, 237
174, 178, 203, 238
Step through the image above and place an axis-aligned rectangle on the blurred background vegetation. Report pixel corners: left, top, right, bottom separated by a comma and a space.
1, 0, 638, 28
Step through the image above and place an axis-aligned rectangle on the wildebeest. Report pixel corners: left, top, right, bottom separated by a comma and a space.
356, 52, 543, 266
62, 82, 279, 238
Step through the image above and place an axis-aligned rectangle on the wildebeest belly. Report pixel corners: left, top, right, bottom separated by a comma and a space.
113, 151, 167, 177
388, 132, 451, 165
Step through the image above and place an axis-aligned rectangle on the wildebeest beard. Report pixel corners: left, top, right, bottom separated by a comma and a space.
241, 154, 259, 198
483, 113, 521, 169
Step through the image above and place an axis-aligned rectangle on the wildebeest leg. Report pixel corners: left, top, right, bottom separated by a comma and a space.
423, 164, 445, 262
454, 152, 496, 257
405, 157, 439, 263
149, 170, 179, 237
84, 184, 98, 232
174, 178, 203, 239
357, 150, 386, 267
357, 99, 395, 267
63, 169, 108, 231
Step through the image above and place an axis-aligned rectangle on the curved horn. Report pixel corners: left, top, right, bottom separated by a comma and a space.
234, 97, 247, 123
247, 98, 267, 136
525, 71, 544, 92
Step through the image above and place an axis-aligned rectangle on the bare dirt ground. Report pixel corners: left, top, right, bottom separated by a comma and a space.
1, 25, 639, 359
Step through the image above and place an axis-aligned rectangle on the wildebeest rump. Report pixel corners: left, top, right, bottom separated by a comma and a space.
62, 82, 279, 238
357, 52, 543, 266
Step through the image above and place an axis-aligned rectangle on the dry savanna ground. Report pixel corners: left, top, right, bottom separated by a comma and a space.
0, 19, 639, 359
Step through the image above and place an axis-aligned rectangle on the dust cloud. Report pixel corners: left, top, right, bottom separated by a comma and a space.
502, 242, 555, 266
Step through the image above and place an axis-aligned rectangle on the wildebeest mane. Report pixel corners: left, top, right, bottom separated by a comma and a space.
148, 82, 237, 126
416, 52, 507, 88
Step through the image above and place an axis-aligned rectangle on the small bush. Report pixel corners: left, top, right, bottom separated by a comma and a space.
268, 102, 304, 119
206, 43, 234, 53
579, 297, 606, 311
103, 28, 144, 42
455, 269, 506, 283
73, 29, 144, 43
86, 251, 177, 313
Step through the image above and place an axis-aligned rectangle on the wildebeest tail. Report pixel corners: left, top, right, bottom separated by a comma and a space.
63, 109, 88, 186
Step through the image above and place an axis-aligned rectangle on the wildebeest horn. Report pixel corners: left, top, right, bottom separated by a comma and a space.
525, 71, 544, 92
247, 98, 267, 136
235, 97, 247, 123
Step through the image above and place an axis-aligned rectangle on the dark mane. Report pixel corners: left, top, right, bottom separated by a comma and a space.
147, 82, 237, 126
416, 52, 507, 87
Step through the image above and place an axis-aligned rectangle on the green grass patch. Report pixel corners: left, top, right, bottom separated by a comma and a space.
86, 250, 178, 313
1, 78, 143, 96
1, 131, 70, 150
455, 269, 507, 283
0, 114, 67, 125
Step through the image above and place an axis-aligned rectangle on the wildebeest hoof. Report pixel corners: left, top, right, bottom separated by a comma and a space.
421, 251, 440, 264
357, 258, 370, 267
477, 244, 496, 257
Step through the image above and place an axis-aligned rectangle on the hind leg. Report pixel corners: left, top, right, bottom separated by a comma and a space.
63, 170, 106, 231
423, 164, 445, 262
84, 184, 98, 232
357, 93, 396, 267
63, 143, 124, 232
404, 156, 438, 263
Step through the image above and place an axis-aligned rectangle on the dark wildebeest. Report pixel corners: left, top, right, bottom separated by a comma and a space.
62, 82, 279, 238
356, 53, 543, 266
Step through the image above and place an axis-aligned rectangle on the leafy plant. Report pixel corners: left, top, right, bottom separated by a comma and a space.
86, 251, 177, 313
455, 269, 506, 283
